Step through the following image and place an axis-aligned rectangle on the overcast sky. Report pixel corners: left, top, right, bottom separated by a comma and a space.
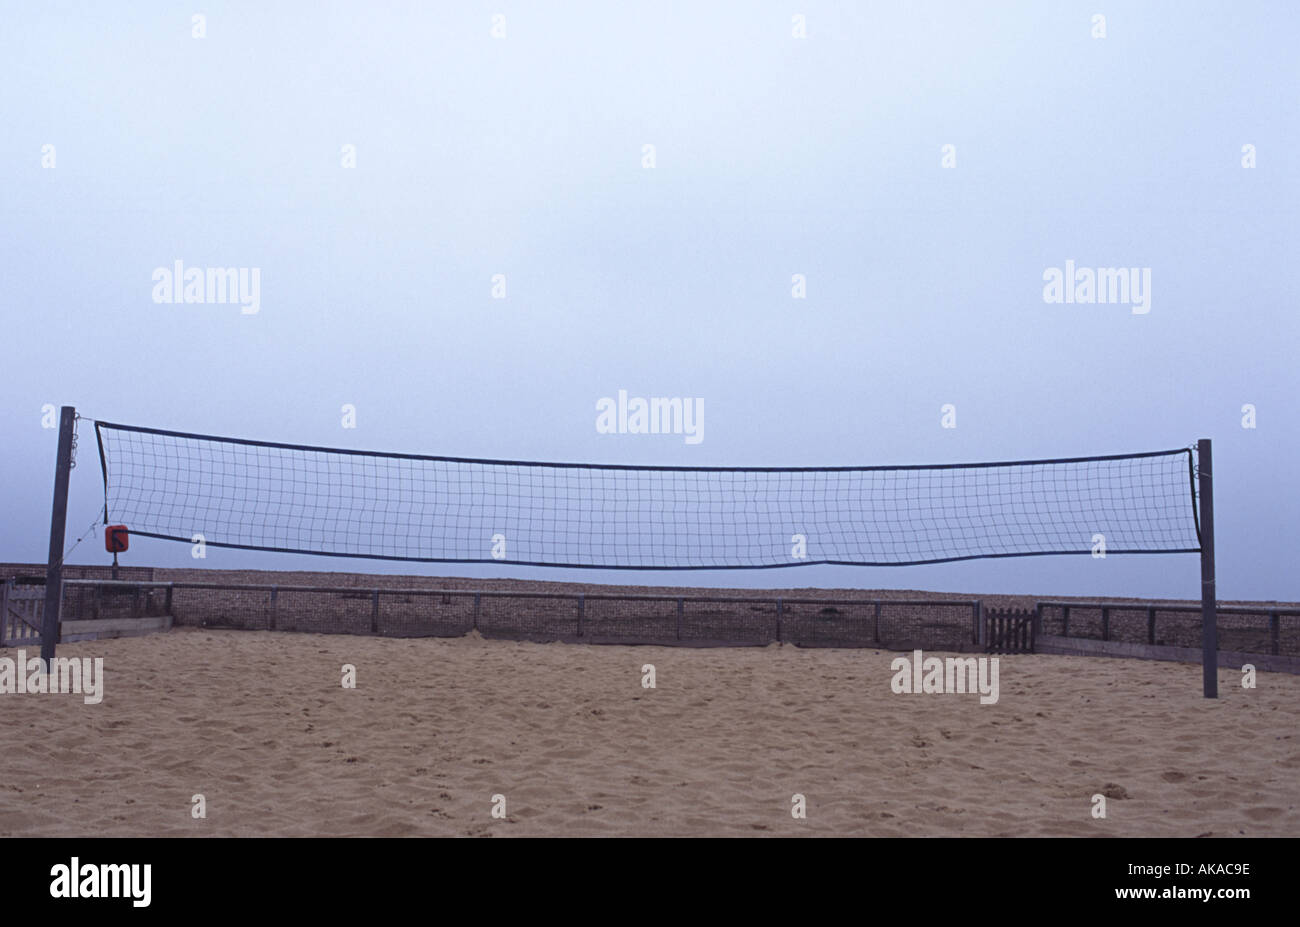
2, 2, 1296, 601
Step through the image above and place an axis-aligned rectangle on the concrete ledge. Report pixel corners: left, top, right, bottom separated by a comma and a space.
60, 615, 172, 643
1036, 634, 1300, 675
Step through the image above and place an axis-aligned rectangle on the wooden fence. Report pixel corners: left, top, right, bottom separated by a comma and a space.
985, 607, 1035, 654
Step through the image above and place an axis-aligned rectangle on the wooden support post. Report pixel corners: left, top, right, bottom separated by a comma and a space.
1146, 607, 1156, 645
872, 601, 881, 645
41, 406, 76, 668
371, 589, 380, 634
675, 597, 683, 641
1101, 606, 1110, 642
473, 592, 481, 632
268, 586, 278, 631
576, 594, 584, 638
1198, 439, 1218, 698
775, 598, 782, 643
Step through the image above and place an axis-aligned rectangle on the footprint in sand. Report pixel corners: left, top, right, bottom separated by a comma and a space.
1244, 806, 1284, 821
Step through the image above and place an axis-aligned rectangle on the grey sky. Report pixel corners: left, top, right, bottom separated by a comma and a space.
2, 2, 1296, 600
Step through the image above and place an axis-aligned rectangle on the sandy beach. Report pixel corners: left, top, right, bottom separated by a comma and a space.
1, 628, 1296, 837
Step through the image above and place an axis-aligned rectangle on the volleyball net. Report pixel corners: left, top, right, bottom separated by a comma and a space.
92, 420, 1201, 570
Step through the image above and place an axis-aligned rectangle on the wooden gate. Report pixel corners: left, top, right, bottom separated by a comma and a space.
1, 580, 45, 647
986, 607, 1035, 654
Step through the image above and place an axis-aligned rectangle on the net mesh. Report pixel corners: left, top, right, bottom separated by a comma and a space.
94, 421, 1201, 569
